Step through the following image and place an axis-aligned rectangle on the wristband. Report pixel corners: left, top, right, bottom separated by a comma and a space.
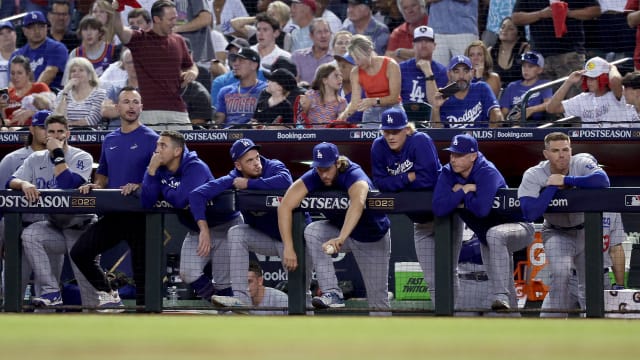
425, 75, 435, 81
51, 148, 65, 165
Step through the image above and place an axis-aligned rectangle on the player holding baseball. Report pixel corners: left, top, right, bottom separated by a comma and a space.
189, 138, 310, 308
370, 108, 456, 304
278, 142, 392, 312
518, 132, 610, 317
9, 115, 99, 308
433, 134, 534, 312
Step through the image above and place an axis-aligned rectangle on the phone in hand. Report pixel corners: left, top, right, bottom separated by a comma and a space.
438, 82, 461, 99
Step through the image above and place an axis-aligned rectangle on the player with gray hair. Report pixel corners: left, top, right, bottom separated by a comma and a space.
9, 114, 99, 309
518, 132, 610, 317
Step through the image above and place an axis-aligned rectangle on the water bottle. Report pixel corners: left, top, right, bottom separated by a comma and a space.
167, 286, 178, 306
23, 284, 32, 304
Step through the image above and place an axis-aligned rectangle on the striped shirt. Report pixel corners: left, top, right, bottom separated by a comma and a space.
55, 87, 107, 128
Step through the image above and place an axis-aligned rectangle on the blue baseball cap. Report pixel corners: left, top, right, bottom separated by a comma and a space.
521, 51, 544, 68
31, 110, 51, 127
444, 134, 478, 154
311, 142, 339, 168
448, 55, 472, 71
380, 108, 408, 130
0, 21, 14, 31
230, 138, 261, 161
334, 54, 355, 66
23, 11, 48, 27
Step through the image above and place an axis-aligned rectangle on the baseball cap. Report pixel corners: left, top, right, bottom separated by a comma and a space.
228, 47, 261, 64
444, 134, 478, 154
334, 54, 355, 66
265, 68, 297, 92
23, 11, 48, 27
413, 26, 434, 41
380, 108, 408, 130
348, 0, 373, 7
31, 110, 52, 127
225, 37, 250, 51
448, 55, 472, 71
264, 56, 298, 77
291, 0, 317, 13
311, 142, 339, 168
521, 51, 544, 68
0, 21, 15, 31
583, 57, 609, 78
230, 138, 261, 161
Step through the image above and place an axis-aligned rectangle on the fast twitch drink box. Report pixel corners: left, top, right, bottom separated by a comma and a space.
395, 262, 430, 301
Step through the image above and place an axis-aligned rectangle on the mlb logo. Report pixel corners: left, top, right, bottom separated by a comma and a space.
625, 195, 640, 206
350, 131, 362, 139
569, 130, 579, 137
266, 196, 283, 207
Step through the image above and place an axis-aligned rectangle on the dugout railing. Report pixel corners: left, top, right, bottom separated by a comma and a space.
2, 187, 634, 317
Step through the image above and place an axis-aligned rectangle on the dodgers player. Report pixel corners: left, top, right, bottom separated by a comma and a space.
433, 134, 534, 312
141, 131, 242, 300
9, 115, 99, 308
371, 107, 453, 304
190, 138, 310, 307
518, 132, 610, 317
247, 261, 288, 315
278, 142, 392, 312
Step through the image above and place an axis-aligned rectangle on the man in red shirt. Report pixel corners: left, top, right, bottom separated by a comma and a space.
385, 0, 428, 63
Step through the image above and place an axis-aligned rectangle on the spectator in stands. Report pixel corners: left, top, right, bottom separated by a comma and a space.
546, 56, 631, 127
92, 0, 120, 45
230, 2, 293, 52
54, 57, 107, 128
127, 7, 153, 30
428, 0, 479, 66
277, 142, 392, 313
1, 56, 53, 128
257, 55, 306, 110
335, 54, 364, 124
626, 1, 640, 71
297, 62, 347, 128
465, 40, 502, 98
140, 131, 241, 302
428, 55, 503, 128
101, 49, 136, 129
71, 87, 158, 311
10, 115, 101, 310
433, 133, 534, 312
399, 25, 448, 105
385, 0, 428, 63
251, 13, 291, 71
482, 0, 517, 47
12, 11, 69, 90
69, 16, 119, 78
342, 0, 390, 56
622, 71, 640, 121
173, 0, 215, 65
288, 0, 316, 52
112, 0, 198, 130
47, 0, 80, 53
371, 107, 445, 304
0, 21, 16, 89
253, 68, 296, 127
499, 51, 552, 125
215, 47, 267, 127
332, 30, 352, 57
316, 0, 343, 34
211, 0, 249, 35
488, 17, 530, 89
210, 38, 267, 104
291, 18, 334, 85
338, 35, 402, 128
512, 0, 601, 81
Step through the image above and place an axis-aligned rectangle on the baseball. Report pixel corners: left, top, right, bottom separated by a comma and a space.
324, 244, 336, 255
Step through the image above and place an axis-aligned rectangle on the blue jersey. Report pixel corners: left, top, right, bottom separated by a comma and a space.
190, 156, 292, 240
399, 58, 448, 104
499, 79, 552, 122
216, 80, 267, 126
371, 132, 442, 223
301, 161, 390, 242
141, 148, 239, 231
11, 38, 68, 89
432, 152, 524, 244
97, 125, 158, 188
439, 81, 499, 128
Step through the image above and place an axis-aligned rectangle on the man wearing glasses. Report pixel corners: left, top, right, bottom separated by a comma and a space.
47, 0, 80, 52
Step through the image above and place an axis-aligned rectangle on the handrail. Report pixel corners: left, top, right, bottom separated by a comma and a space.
520, 57, 633, 126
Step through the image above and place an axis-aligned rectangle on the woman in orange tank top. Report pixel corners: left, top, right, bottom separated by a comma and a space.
337, 34, 403, 128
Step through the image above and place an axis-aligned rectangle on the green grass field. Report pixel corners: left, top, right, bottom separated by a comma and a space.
0, 315, 638, 359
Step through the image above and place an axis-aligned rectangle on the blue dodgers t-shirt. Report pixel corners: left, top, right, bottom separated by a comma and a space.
216, 80, 267, 127
439, 81, 499, 128
11, 38, 68, 89
499, 79, 552, 122
399, 58, 448, 104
